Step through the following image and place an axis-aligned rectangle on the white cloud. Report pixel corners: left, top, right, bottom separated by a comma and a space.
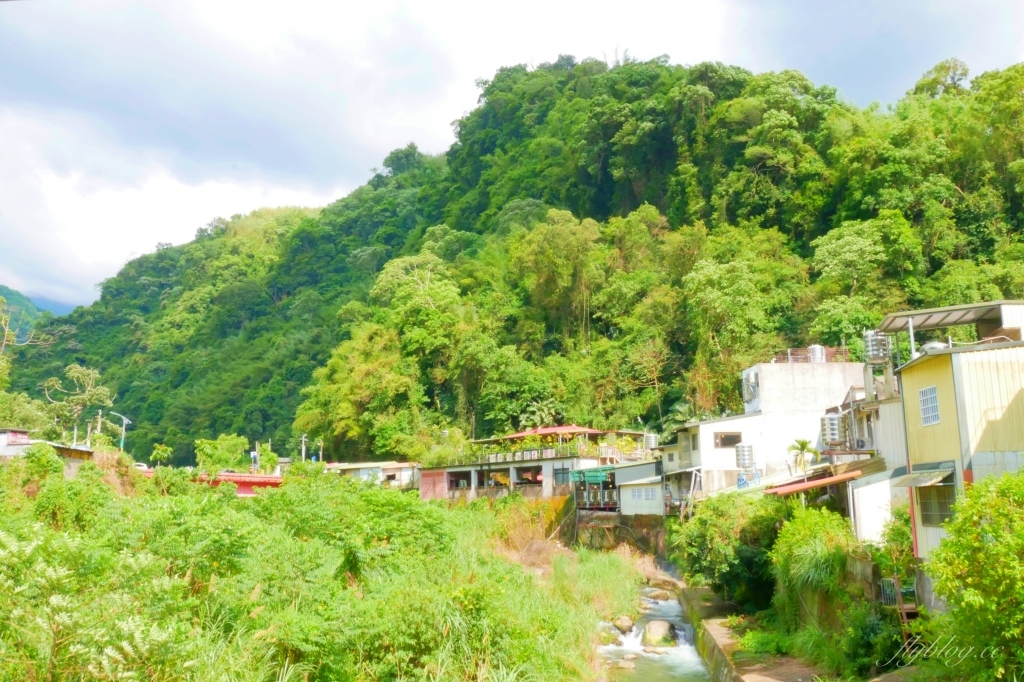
0, 0, 1020, 304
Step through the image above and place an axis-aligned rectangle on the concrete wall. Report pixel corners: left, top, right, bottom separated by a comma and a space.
850, 475, 894, 543
745, 362, 865, 416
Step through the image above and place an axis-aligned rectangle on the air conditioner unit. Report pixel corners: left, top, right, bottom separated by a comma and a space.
854, 437, 871, 450
742, 372, 759, 401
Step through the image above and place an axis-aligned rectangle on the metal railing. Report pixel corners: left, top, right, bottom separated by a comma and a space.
773, 347, 851, 363
575, 488, 619, 508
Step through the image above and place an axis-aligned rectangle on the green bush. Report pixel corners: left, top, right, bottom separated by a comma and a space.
739, 628, 792, 655
0, 460, 637, 680
771, 507, 858, 629
929, 469, 1024, 679
669, 492, 789, 608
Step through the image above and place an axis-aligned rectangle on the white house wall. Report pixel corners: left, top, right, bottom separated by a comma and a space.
851, 477, 893, 543
875, 400, 909, 472
620, 484, 664, 515
743, 362, 865, 416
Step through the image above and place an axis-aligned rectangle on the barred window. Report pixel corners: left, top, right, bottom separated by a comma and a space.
667, 451, 675, 462
918, 485, 955, 526
919, 386, 940, 426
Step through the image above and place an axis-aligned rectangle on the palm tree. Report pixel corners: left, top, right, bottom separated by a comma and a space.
788, 439, 820, 472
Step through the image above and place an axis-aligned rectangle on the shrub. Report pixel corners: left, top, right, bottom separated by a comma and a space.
771, 507, 858, 629
929, 469, 1024, 678
669, 492, 789, 608
739, 628, 792, 655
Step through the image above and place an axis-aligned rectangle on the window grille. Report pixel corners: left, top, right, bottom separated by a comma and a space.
919, 386, 940, 426
644, 487, 656, 500
918, 484, 955, 526
631, 488, 642, 501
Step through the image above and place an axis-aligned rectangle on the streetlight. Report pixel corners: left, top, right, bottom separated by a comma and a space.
110, 412, 132, 451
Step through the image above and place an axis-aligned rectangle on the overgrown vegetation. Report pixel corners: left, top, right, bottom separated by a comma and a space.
667, 492, 789, 609
9, 57, 1024, 464
0, 454, 642, 681
929, 469, 1024, 679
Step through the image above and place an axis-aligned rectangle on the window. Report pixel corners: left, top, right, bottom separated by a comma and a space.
690, 433, 699, 451
631, 488, 642, 501
667, 451, 675, 462
919, 386, 940, 426
714, 432, 742, 448
644, 487, 656, 500
918, 484, 955, 526
554, 468, 571, 486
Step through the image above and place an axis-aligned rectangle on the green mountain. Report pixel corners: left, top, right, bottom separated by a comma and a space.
11, 56, 1024, 464
0, 284, 44, 341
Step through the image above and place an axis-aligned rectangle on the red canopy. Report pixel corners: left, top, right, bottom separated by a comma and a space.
763, 470, 862, 496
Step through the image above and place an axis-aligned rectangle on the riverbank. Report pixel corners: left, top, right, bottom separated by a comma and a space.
677, 583, 824, 682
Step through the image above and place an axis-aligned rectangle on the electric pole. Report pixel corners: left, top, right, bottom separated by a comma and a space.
301, 433, 307, 461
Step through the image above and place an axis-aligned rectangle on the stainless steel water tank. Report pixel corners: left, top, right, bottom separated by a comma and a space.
735, 444, 755, 469
807, 344, 826, 363
864, 330, 890, 364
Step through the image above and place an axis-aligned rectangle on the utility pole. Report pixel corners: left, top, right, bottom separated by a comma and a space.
110, 412, 131, 451
97, 409, 103, 435
301, 433, 307, 461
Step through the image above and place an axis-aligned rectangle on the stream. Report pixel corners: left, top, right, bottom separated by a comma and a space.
598, 588, 710, 682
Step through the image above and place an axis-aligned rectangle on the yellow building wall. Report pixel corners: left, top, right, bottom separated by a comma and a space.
901, 354, 961, 465
957, 346, 1024, 453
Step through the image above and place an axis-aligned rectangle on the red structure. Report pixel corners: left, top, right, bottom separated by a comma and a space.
143, 470, 283, 497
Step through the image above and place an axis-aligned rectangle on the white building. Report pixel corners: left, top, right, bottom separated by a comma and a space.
326, 461, 420, 489
666, 349, 866, 500
619, 476, 665, 516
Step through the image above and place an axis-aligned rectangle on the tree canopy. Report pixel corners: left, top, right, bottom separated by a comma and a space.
10, 56, 1024, 463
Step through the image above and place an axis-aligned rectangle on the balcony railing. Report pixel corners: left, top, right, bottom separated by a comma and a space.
773, 347, 850, 363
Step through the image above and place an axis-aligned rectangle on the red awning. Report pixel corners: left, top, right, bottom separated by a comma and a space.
763, 470, 862, 496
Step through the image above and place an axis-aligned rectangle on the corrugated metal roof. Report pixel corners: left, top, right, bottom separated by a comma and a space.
879, 301, 1024, 333
763, 470, 862, 496
619, 475, 663, 486
890, 471, 953, 487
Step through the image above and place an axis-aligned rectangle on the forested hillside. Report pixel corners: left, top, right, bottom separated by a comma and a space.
10, 56, 1024, 465
0, 285, 44, 339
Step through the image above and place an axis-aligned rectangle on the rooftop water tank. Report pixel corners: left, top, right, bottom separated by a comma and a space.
864, 330, 891, 365
921, 340, 949, 353
644, 433, 660, 450
735, 444, 755, 470
807, 344, 826, 363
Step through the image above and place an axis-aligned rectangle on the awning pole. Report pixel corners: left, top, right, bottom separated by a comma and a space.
908, 318, 917, 359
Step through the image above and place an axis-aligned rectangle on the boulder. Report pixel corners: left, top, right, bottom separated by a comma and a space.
644, 646, 668, 654
623, 653, 638, 660
612, 616, 634, 634
648, 574, 680, 591
643, 620, 675, 646
617, 660, 636, 670
647, 589, 672, 601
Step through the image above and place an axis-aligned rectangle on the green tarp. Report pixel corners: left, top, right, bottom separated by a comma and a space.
571, 467, 613, 484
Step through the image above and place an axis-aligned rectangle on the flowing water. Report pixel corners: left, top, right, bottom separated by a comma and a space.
598, 588, 710, 681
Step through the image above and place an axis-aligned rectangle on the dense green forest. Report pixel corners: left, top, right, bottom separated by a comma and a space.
0, 285, 44, 340
9, 55, 1024, 464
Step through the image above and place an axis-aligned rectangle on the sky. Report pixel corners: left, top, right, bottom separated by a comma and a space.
0, 0, 1022, 307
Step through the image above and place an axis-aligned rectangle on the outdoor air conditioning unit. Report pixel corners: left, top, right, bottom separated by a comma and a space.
742, 372, 759, 401
821, 414, 845, 446
854, 437, 871, 450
